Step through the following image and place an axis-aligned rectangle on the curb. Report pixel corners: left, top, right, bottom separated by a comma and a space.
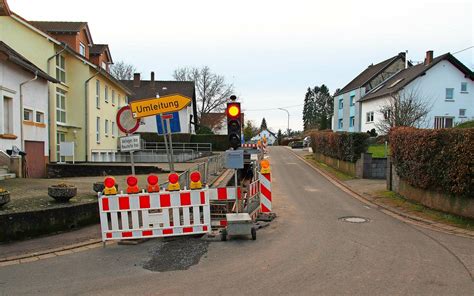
0, 239, 116, 267
288, 148, 474, 239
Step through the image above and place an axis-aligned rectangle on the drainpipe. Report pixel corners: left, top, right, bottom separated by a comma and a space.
46, 43, 68, 162
85, 69, 101, 162
19, 71, 38, 151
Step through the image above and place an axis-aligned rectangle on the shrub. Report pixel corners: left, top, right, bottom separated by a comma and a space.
196, 126, 214, 135
310, 131, 369, 163
455, 120, 474, 129
190, 134, 229, 151
389, 127, 474, 198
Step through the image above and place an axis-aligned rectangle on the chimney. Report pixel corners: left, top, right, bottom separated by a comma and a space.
405, 50, 408, 69
151, 71, 155, 89
133, 73, 140, 88
424, 50, 433, 66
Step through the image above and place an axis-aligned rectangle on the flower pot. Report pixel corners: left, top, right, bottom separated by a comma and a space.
48, 186, 77, 202
0, 191, 10, 208
93, 182, 118, 193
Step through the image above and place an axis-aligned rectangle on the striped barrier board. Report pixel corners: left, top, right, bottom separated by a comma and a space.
99, 189, 211, 241
208, 187, 242, 201
242, 143, 257, 148
259, 172, 272, 212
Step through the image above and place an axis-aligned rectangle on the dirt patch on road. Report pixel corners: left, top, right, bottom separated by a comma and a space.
143, 237, 209, 272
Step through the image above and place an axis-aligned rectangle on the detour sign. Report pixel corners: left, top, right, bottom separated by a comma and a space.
130, 94, 192, 118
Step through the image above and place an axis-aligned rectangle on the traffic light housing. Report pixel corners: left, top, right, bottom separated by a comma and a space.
226, 102, 242, 149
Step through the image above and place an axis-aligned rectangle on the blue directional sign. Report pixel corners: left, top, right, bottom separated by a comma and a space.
156, 112, 181, 134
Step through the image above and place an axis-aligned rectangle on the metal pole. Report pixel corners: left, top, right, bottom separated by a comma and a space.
160, 116, 172, 172
166, 118, 175, 172
234, 168, 239, 214
278, 108, 290, 136
130, 151, 135, 175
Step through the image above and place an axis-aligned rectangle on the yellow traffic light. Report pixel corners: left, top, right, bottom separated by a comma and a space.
228, 105, 240, 117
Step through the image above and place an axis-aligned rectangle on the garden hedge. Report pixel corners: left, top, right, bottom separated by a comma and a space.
190, 134, 229, 151
310, 131, 369, 163
389, 127, 474, 198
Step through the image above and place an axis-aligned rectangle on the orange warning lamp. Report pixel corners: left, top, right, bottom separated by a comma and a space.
167, 173, 180, 191
147, 174, 160, 193
103, 177, 117, 195
126, 175, 139, 194
260, 159, 271, 174
190, 171, 202, 190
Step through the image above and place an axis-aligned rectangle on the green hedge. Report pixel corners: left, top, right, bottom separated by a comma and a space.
310, 131, 369, 163
389, 127, 474, 198
190, 134, 229, 151
139, 133, 192, 143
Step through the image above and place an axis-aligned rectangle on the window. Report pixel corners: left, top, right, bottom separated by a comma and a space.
56, 88, 66, 123
55, 55, 66, 83
96, 80, 100, 109
112, 90, 116, 105
112, 122, 116, 137
388, 78, 404, 89
434, 116, 454, 129
2, 96, 13, 134
79, 43, 86, 57
350, 95, 355, 106
105, 119, 109, 137
349, 116, 355, 127
459, 109, 466, 117
383, 109, 392, 120
338, 118, 343, 129
96, 117, 100, 143
36, 111, 45, 123
461, 82, 468, 93
24, 109, 33, 121
101, 62, 107, 70
118, 94, 121, 108
366, 111, 374, 123
56, 132, 66, 162
445, 88, 454, 100
339, 98, 343, 109
105, 85, 109, 103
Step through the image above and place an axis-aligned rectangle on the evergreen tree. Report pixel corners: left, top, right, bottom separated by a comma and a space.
303, 88, 314, 130
243, 120, 257, 141
260, 118, 268, 130
277, 129, 282, 145
303, 84, 334, 130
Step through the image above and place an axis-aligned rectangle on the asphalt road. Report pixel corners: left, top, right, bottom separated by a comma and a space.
1, 147, 473, 295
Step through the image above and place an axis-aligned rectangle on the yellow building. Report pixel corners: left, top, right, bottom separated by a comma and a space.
0, 0, 131, 163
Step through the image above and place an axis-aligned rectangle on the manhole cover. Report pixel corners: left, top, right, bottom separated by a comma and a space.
339, 216, 370, 223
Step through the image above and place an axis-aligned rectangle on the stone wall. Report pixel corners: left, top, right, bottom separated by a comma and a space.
387, 159, 474, 219
314, 152, 356, 176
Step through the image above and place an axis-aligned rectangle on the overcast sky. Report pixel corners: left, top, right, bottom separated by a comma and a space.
10, 0, 473, 132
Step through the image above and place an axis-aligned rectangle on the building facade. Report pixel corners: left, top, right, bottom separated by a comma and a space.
333, 53, 407, 132
360, 51, 474, 133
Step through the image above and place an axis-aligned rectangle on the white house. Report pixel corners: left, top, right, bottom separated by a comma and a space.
360, 51, 474, 133
121, 73, 197, 136
251, 129, 277, 145
0, 41, 58, 177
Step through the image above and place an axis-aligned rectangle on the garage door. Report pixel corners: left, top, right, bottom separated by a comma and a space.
25, 141, 46, 178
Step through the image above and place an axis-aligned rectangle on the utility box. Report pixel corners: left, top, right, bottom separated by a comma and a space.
225, 149, 244, 169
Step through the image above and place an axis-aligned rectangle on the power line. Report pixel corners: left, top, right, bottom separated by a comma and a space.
452, 46, 473, 55
244, 103, 304, 112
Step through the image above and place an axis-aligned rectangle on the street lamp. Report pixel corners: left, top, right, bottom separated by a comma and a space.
278, 108, 290, 137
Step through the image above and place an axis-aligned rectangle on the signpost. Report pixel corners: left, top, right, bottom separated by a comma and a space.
130, 94, 191, 119
116, 106, 141, 175
162, 113, 175, 172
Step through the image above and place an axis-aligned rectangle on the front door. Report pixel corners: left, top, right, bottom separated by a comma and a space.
25, 141, 46, 178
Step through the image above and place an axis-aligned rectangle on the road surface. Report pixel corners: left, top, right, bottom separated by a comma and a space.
0, 147, 473, 295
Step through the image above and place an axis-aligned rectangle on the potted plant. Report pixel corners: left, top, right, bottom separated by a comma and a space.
48, 183, 77, 202
0, 187, 10, 208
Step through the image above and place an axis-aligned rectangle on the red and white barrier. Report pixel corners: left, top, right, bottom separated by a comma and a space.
98, 189, 210, 241
242, 143, 257, 148
208, 187, 241, 201
259, 172, 272, 212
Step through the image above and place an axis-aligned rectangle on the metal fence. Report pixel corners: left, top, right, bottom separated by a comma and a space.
160, 153, 225, 189
143, 142, 212, 153
91, 149, 198, 163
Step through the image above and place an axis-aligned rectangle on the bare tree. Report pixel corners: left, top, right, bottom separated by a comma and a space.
375, 88, 432, 134
110, 61, 136, 80
173, 66, 234, 116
